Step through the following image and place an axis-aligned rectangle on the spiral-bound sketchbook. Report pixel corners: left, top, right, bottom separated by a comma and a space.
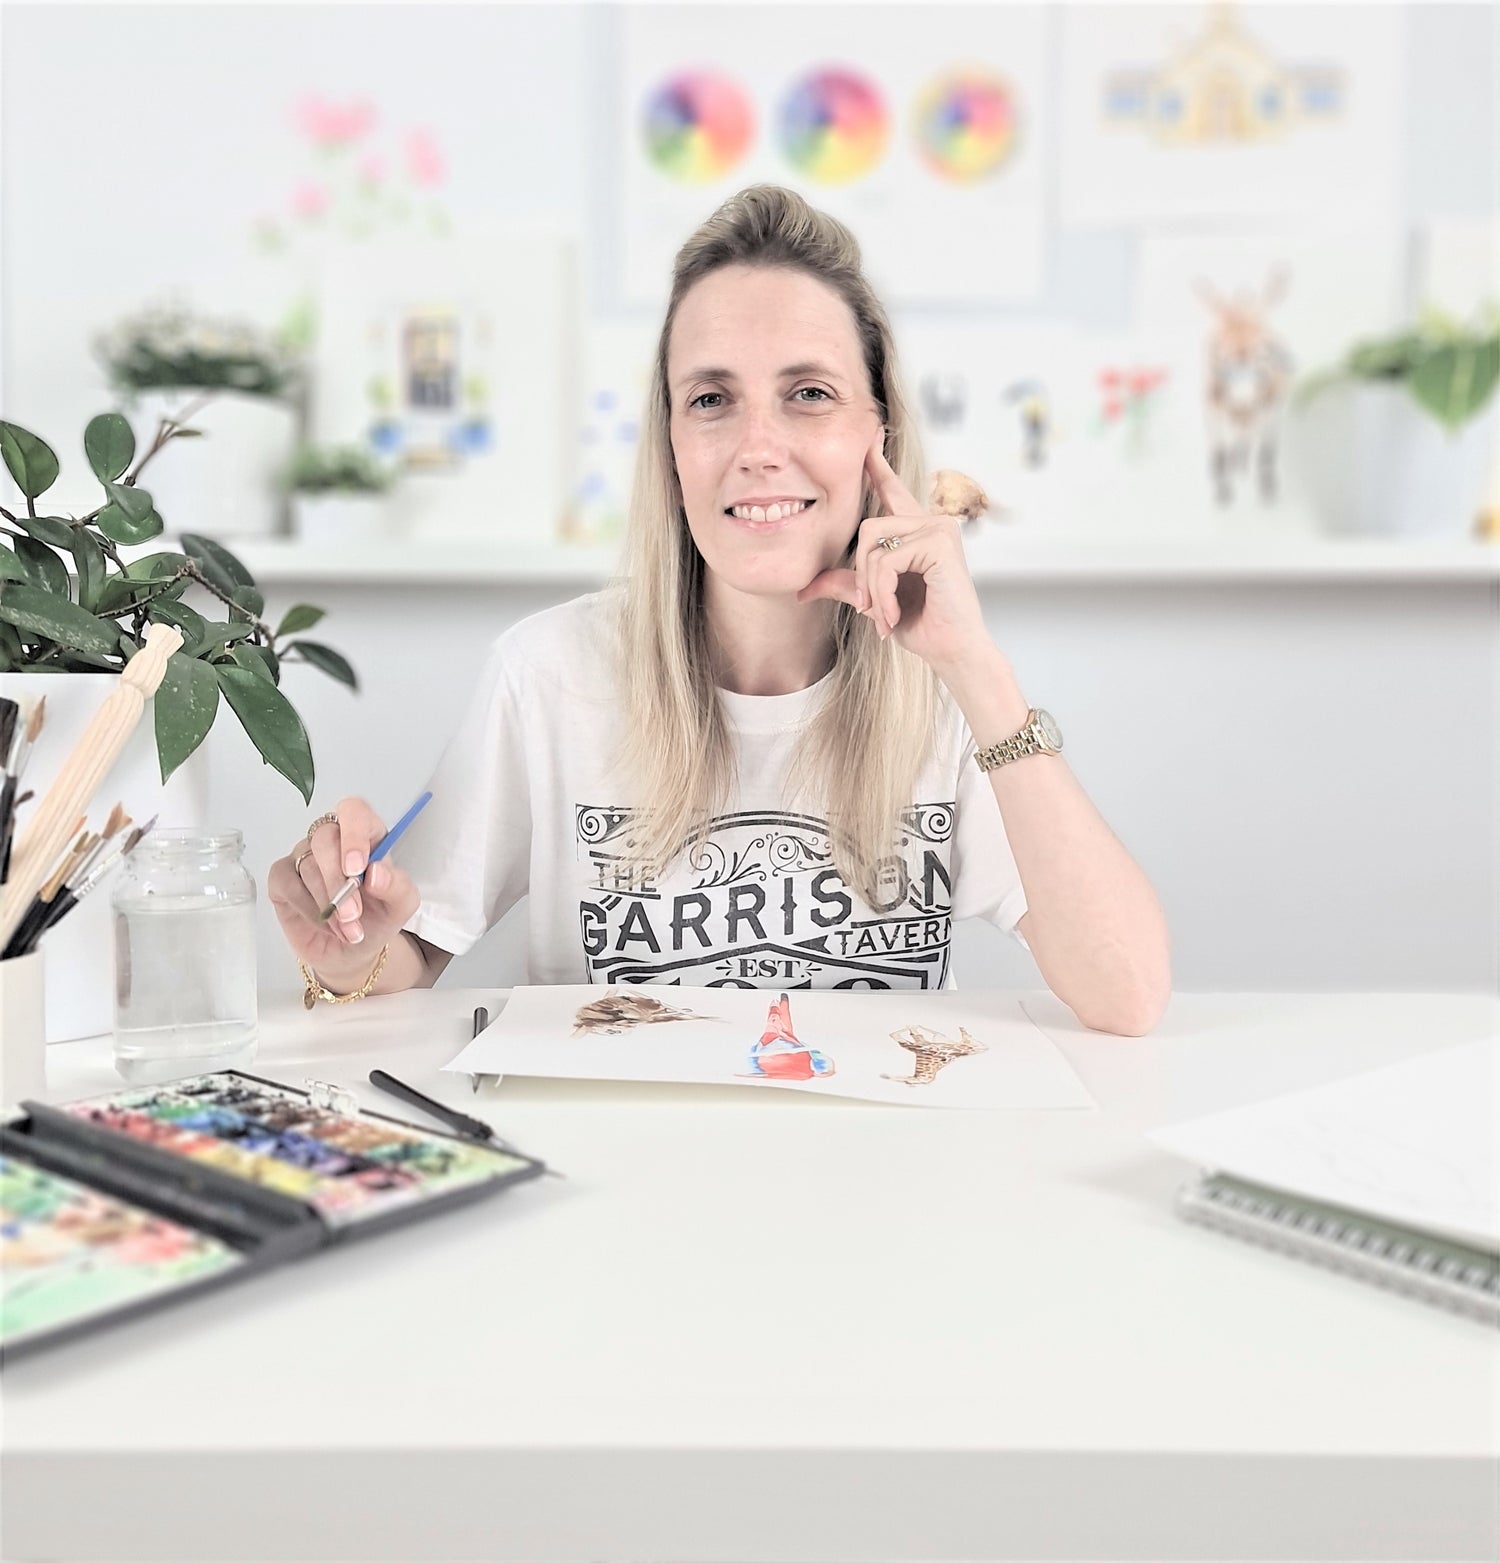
1148, 1039, 1498, 1322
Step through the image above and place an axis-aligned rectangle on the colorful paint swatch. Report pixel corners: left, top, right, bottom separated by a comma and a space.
62, 1075, 529, 1229
1, 1154, 242, 1350
779, 67, 888, 185
914, 71, 1018, 182
644, 71, 755, 182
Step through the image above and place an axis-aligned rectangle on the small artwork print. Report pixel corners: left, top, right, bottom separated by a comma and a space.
450, 985, 1096, 1110
573, 991, 708, 1036
738, 993, 836, 1081
882, 1023, 987, 1086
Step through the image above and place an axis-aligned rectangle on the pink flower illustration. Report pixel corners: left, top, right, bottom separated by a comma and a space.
407, 128, 445, 187
297, 95, 376, 147
358, 153, 384, 187
293, 182, 330, 219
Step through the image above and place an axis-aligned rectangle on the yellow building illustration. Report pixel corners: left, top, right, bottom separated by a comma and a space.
1103, 4, 1344, 145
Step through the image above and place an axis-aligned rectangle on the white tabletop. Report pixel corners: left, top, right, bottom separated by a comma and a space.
2, 989, 1497, 1563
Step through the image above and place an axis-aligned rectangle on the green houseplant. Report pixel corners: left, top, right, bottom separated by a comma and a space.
287, 442, 396, 545
1289, 307, 1500, 538
0, 410, 356, 803
95, 306, 303, 541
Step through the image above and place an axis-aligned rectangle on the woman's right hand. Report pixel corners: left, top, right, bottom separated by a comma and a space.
267, 797, 422, 981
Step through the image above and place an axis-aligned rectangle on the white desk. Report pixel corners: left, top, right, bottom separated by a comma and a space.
2, 990, 1496, 1563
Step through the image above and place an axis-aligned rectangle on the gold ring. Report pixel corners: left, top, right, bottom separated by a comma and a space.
308, 811, 340, 838
294, 846, 314, 874
879, 534, 902, 552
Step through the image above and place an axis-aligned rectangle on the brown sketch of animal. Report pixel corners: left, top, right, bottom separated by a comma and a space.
1196, 268, 1295, 506
881, 1024, 988, 1086
572, 991, 705, 1036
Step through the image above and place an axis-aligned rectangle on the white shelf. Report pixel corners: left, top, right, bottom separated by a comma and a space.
218, 531, 1499, 587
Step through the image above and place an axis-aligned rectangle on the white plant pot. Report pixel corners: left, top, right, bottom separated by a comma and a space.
1286, 381, 1499, 539
291, 492, 392, 547
129, 389, 298, 540
0, 672, 210, 1042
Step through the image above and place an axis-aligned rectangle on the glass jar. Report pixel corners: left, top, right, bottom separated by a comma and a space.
112, 828, 258, 1084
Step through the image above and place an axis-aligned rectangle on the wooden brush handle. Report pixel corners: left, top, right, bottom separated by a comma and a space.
0, 624, 183, 950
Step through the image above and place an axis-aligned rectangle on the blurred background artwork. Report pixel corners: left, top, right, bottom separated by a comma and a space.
2, 2, 1496, 1001
620, 3, 1048, 304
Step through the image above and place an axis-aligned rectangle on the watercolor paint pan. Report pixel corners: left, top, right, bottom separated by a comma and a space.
1, 1070, 548, 1364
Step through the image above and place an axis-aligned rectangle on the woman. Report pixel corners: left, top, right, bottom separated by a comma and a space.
269, 185, 1170, 1034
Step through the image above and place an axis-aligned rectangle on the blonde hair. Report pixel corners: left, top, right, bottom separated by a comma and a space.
612, 184, 939, 906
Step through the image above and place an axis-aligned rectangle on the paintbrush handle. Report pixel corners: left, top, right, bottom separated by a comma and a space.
0, 624, 182, 949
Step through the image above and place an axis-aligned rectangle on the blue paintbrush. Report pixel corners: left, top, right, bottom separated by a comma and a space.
316, 791, 432, 924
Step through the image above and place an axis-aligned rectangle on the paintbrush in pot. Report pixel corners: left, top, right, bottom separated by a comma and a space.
32, 809, 150, 948
1, 818, 89, 960
0, 625, 180, 950
0, 695, 44, 886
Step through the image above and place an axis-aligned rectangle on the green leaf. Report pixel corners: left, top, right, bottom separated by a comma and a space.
71, 529, 107, 612
96, 501, 165, 546
154, 652, 220, 783
193, 619, 256, 654
123, 551, 187, 582
84, 413, 136, 483
103, 481, 155, 524
180, 533, 254, 591
214, 664, 314, 802
146, 597, 208, 656
1410, 339, 1500, 431
15, 537, 70, 597
284, 638, 358, 691
227, 583, 264, 618
228, 642, 276, 683
57, 648, 122, 672
0, 583, 121, 655
0, 619, 22, 660
275, 602, 324, 637
16, 514, 75, 548
0, 422, 60, 500
0, 545, 26, 584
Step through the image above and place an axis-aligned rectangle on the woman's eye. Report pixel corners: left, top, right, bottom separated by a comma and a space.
794, 386, 831, 402
687, 391, 724, 410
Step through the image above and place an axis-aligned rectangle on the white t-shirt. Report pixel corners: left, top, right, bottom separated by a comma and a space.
399, 590, 1028, 989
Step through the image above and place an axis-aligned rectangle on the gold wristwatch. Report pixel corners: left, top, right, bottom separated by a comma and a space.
974, 708, 1064, 773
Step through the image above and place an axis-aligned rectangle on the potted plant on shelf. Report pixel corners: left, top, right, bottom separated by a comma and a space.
287, 443, 396, 546
94, 304, 303, 541
0, 411, 358, 1039
1287, 306, 1500, 539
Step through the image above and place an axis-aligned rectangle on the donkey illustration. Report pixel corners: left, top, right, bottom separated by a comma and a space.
1196, 268, 1295, 506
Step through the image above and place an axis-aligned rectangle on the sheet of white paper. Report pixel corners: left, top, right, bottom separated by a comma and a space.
1147, 1039, 1499, 1249
443, 986, 1095, 1111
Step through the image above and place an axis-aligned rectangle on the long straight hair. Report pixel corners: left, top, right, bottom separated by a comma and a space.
612, 185, 939, 906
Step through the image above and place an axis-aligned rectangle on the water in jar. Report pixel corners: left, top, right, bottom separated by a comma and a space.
114, 893, 258, 1084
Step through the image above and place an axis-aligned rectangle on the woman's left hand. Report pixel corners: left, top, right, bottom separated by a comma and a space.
797, 429, 993, 676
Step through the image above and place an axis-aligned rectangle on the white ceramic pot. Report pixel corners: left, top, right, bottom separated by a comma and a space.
129, 389, 298, 540
290, 492, 392, 547
0, 948, 47, 1108
0, 672, 210, 1042
1286, 381, 1499, 539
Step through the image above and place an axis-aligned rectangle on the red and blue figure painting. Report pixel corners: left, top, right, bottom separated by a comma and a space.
739, 993, 836, 1081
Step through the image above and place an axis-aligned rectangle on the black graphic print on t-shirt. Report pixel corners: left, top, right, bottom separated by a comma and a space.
575, 802, 958, 989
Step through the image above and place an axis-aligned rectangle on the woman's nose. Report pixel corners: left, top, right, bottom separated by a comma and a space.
734, 403, 791, 467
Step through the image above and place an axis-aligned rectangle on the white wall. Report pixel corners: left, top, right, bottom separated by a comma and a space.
3, 4, 1496, 999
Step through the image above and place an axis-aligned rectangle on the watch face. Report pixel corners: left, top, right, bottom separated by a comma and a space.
1035, 709, 1063, 751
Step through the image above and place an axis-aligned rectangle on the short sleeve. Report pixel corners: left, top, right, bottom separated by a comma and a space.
398, 638, 532, 956
948, 719, 1030, 946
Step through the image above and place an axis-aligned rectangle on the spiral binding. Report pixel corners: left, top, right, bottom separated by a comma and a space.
1176, 1171, 1500, 1325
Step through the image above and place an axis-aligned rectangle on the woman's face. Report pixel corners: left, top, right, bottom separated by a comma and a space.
667, 264, 884, 600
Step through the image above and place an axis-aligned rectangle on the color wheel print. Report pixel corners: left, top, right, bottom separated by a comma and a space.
644, 71, 755, 183
914, 71, 1019, 182
780, 67, 889, 185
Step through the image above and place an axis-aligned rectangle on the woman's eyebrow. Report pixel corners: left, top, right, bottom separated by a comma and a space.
673, 360, 846, 388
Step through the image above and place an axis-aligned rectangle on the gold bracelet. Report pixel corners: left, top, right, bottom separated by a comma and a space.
297, 944, 389, 1009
